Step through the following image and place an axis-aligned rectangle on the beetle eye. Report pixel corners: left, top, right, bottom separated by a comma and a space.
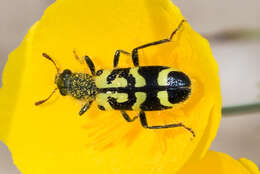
59, 88, 68, 96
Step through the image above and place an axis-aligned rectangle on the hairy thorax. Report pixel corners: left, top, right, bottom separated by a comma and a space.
69, 73, 97, 99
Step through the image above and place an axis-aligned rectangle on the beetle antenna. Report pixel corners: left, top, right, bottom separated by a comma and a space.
35, 88, 58, 106
42, 53, 60, 73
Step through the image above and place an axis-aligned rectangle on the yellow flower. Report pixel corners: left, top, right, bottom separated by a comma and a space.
178, 151, 260, 174
1, 0, 256, 174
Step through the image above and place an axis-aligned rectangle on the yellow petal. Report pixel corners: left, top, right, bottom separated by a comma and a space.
0, 22, 39, 141
0, 0, 221, 174
238, 158, 260, 174
177, 151, 260, 174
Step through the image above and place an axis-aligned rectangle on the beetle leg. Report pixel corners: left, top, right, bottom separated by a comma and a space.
79, 100, 93, 116
131, 19, 186, 67
73, 50, 96, 75
120, 111, 138, 122
84, 56, 96, 76
73, 50, 80, 62
139, 110, 195, 137
113, 50, 130, 68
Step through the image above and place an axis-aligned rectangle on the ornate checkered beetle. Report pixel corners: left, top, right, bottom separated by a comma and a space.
35, 20, 195, 137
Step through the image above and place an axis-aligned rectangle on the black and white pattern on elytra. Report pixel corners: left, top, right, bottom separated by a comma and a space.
97, 66, 191, 111
100, 66, 176, 110
138, 66, 171, 110
107, 93, 137, 110
106, 68, 136, 87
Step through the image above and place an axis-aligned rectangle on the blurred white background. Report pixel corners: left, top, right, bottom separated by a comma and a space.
0, 0, 259, 173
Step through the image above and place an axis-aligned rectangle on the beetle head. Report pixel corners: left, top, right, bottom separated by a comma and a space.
55, 69, 72, 96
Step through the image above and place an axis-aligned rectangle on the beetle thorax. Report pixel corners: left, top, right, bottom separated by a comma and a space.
69, 73, 97, 99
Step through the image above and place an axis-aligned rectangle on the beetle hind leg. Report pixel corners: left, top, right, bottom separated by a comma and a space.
139, 111, 195, 137
131, 19, 186, 67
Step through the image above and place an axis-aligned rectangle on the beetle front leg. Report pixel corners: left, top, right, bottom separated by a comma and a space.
84, 56, 96, 76
79, 100, 93, 116
73, 50, 96, 76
